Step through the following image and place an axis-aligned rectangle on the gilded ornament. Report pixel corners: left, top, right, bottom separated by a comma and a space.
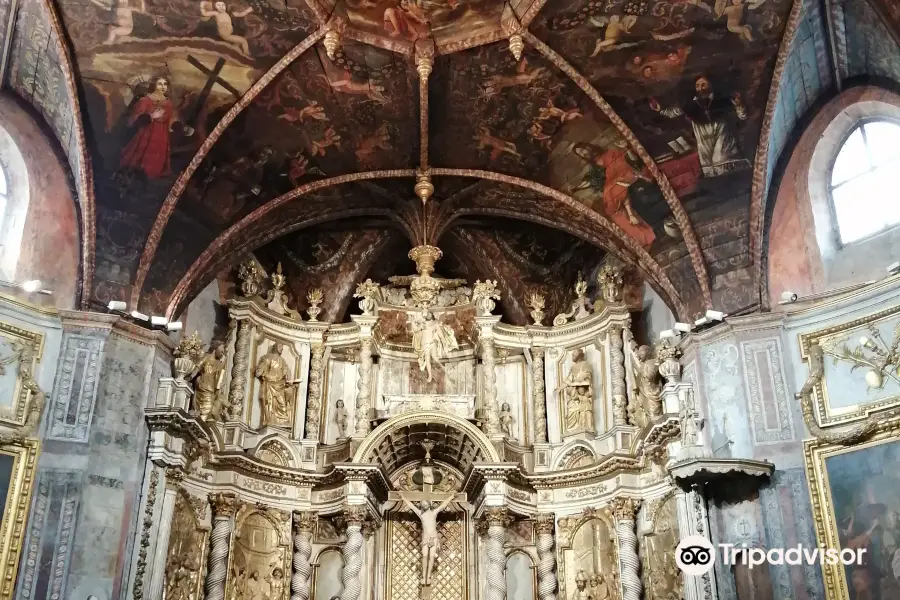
238, 260, 262, 297
132, 469, 160, 600
265, 262, 293, 316
597, 265, 624, 303
553, 275, 591, 326
414, 37, 435, 81
0, 373, 44, 444
526, 291, 546, 325
173, 332, 205, 381
533, 513, 555, 535
610, 497, 640, 522
324, 27, 341, 60
354, 279, 381, 315
209, 492, 239, 518
415, 170, 434, 204
473, 279, 501, 316
508, 33, 524, 61
656, 341, 682, 383
306, 288, 324, 321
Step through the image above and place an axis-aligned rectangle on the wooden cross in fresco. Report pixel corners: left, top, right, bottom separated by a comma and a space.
186, 56, 242, 127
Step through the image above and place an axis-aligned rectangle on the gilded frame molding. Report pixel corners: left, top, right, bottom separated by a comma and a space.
0, 322, 44, 427
798, 303, 900, 427
803, 416, 900, 600
0, 439, 39, 600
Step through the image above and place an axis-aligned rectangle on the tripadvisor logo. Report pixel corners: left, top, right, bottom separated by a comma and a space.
675, 536, 716, 575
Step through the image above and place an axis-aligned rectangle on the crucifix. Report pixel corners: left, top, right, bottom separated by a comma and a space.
387, 440, 466, 598
186, 56, 242, 128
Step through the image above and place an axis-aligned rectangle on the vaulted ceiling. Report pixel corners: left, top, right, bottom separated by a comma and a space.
3, 0, 898, 322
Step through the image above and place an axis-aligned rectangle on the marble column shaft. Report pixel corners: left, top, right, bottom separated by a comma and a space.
205, 493, 238, 600
611, 497, 642, 600
305, 343, 326, 440
482, 335, 499, 435
355, 335, 373, 437
227, 320, 252, 420
532, 348, 548, 443
291, 512, 317, 600
534, 513, 558, 600
482, 508, 511, 600
609, 327, 628, 426
340, 507, 367, 600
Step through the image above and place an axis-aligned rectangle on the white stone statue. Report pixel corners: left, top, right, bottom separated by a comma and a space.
562, 349, 596, 434
411, 309, 459, 382
334, 399, 348, 438
499, 402, 514, 438
400, 495, 455, 587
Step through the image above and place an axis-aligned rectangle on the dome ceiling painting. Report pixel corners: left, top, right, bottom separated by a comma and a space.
34, 0, 798, 319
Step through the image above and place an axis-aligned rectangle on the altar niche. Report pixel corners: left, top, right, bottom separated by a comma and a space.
384, 445, 468, 600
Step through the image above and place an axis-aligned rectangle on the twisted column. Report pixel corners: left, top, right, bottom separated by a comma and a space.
481, 507, 511, 600
355, 335, 373, 437
291, 512, 317, 600
227, 320, 251, 420
609, 326, 627, 426
340, 506, 367, 600
531, 348, 547, 443
205, 493, 238, 600
611, 497, 642, 600
305, 343, 325, 440
534, 513, 558, 600
482, 335, 499, 435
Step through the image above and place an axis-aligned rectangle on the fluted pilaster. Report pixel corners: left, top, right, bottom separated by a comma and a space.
482, 336, 499, 435
340, 506, 367, 600
291, 511, 317, 600
611, 497, 642, 600
609, 327, 627, 426
227, 320, 251, 420
532, 348, 548, 443
305, 343, 325, 440
355, 336, 373, 437
534, 513, 558, 600
481, 507, 511, 600
205, 493, 238, 600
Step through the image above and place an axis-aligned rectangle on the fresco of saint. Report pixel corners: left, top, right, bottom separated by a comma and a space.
570, 141, 656, 248
120, 77, 194, 179
650, 75, 750, 178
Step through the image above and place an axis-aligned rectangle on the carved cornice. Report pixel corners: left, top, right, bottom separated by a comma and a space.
463, 463, 522, 498
210, 452, 333, 487
209, 492, 239, 518
668, 458, 775, 487
145, 409, 214, 449
333, 462, 391, 502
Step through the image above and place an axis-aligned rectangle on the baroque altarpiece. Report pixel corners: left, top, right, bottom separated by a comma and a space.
142, 244, 772, 600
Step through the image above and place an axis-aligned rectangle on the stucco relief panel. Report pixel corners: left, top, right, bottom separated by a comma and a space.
739, 338, 795, 445
48, 334, 104, 442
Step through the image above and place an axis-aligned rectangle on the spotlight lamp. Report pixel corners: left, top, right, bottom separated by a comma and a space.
107, 300, 127, 312
130, 310, 150, 322
166, 321, 183, 332
150, 316, 168, 327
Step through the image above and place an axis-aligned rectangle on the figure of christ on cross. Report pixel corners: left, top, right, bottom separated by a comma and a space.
389, 486, 467, 592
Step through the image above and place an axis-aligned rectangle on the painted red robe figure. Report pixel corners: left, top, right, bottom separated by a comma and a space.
120, 77, 191, 179
572, 141, 656, 247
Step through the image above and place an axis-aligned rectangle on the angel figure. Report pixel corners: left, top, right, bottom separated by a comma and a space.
589, 14, 638, 55
89, 0, 148, 44
715, 0, 767, 41
411, 309, 459, 382
200, 1, 254, 55
334, 399, 348, 438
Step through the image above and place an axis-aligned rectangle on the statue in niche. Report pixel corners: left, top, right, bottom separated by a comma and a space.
411, 309, 459, 382
400, 495, 456, 587
334, 399, 348, 438
562, 349, 596, 434
499, 402, 514, 438
629, 343, 662, 427
254, 343, 299, 429
190, 344, 226, 421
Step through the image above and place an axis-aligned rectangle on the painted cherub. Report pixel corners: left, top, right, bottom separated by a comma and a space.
89, 0, 148, 45
200, 1, 254, 55
715, 0, 767, 41
589, 14, 638, 55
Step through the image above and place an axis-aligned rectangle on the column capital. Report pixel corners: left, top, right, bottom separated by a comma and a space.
610, 496, 641, 522
533, 513, 555, 535
480, 506, 513, 528
209, 492, 239, 519
292, 511, 318, 534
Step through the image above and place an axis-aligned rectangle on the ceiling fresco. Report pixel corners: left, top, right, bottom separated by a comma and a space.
7, 0, 814, 319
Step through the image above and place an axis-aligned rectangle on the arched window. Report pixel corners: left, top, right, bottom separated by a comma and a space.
829, 119, 900, 244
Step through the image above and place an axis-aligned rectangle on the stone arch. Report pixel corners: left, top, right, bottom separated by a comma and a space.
352, 411, 500, 475
252, 434, 299, 467
554, 441, 597, 470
